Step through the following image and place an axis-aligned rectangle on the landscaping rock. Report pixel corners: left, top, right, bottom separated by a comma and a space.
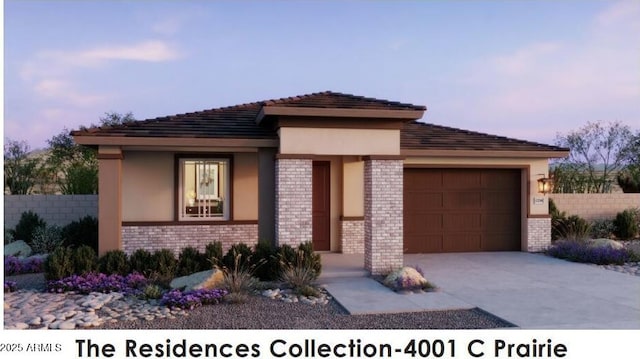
383, 267, 430, 291
586, 238, 624, 250
170, 269, 223, 291
4, 240, 32, 257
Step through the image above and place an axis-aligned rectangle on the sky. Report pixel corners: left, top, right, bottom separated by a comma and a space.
3, 0, 639, 150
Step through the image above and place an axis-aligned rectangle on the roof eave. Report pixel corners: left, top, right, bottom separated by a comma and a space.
72, 135, 279, 148
256, 106, 424, 125
401, 149, 570, 159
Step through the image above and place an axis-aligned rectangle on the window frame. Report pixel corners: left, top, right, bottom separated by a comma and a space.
174, 154, 233, 222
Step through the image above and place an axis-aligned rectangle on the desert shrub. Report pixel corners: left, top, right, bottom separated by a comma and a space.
590, 219, 616, 239
549, 199, 567, 241
204, 241, 223, 268
221, 243, 253, 271
383, 266, 434, 292
44, 246, 74, 280
62, 216, 98, 253
278, 242, 322, 289
72, 245, 98, 275
5, 228, 14, 244
10, 211, 45, 245
546, 240, 632, 265
613, 209, 639, 240
617, 166, 640, 193
150, 249, 177, 281
252, 240, 279, 281
217, 251, 259, 303
176, 246, 208, 277
31, 224, 64, 254
129, 249, 153, 275
98, 250, 130, 275
4, 280, 18, 293
142, 284, 164, 300
555, 215, 591, 241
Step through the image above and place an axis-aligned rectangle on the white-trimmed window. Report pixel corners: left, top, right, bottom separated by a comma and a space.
178, 158, 230, 221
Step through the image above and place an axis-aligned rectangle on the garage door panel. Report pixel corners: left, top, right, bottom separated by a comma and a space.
443, 192, 481, 209
443, 233, 481, 252
404, 168, 521, 253
443, 213, 481, 230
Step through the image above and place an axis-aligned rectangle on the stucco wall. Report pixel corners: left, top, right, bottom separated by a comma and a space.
121, 151, 259, 222
4, 195, 98, 229
550, 193, 640, 221
279, 127, 400, 155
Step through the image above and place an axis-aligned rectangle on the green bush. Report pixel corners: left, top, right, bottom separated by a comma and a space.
295, 241, 322, 278
204, 241, 223, 268
73, 245, 98, 275
150, 249, 177, 280
614, 209, 639, 240
62, 216, 98, 253
129, 248, 153, 275
252, 240, 279, 281
31, 225, 64, 254
10, 211, 45, 245
44, 246, 74, 280
142, 284, 164, 300
98, 250, 130, 275
617, 166, 640, 193
176, 246, 208, 277
221, 243, 253, 270
590, 219, 616, 239
277, 241, 322, 287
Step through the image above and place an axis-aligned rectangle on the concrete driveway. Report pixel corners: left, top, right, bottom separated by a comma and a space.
404, 252, 640, 329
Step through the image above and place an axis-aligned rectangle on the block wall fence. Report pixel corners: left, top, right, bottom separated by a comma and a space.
550, 193, 640, 221
4, 195, 98, 229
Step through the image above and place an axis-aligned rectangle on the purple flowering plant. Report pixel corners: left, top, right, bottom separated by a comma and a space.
46, 272, 148, 295
161, 288, 228, 310
4, 280, 18, 293
4, 256, 44, 275
546, 240, 632, 265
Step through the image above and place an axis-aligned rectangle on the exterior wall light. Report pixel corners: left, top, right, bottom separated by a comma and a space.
537, 175, 554, 194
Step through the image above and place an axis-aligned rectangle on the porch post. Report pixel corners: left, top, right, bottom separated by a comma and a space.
275, 156, 312, 247
97, 146, 123, 255
364, 156, 404, 274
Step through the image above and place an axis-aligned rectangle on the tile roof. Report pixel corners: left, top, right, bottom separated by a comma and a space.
72, 91, 566, 153
402, 121, 567, 152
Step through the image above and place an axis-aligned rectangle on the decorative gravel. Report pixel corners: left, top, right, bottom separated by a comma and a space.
96, 295, 513, 330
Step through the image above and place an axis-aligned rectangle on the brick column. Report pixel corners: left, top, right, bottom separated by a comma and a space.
364, 157, 404, 274
275, 157, 312, 247
527, 217, 551, 252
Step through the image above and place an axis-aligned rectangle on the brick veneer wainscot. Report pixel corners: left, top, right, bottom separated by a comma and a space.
122, 224, 258, 255
340, 219, 364, 254
527, 217, 551, 252
364, 159, 404, 274
275, 158, 313, 247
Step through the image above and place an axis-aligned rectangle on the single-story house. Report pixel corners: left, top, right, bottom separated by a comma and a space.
72, 91, 568, 274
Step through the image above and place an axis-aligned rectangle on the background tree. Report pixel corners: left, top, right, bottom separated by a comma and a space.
46, 111, 136, 194
4, 139, 42, 194
616, 130, 640, 193
553, 121, 632, 193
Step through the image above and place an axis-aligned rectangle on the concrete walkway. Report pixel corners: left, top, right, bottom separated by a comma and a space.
319, 252, 640, 329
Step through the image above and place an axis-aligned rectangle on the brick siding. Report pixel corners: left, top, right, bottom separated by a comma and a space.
527, 217, 551, 252
121, 223, 258, 256
275, 158, 312, 247
364, 159, 404, 274
340, 219, 364, 254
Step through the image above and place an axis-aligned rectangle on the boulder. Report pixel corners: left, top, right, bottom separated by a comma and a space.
170, 269, 224, 291
4, 240, 32, 257
586, 238, 624, 250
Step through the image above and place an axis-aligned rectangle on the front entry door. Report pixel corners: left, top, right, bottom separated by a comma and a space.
312, 161, 331, 251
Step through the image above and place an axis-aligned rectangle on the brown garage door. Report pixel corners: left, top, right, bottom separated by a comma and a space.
404, 168, 521, 253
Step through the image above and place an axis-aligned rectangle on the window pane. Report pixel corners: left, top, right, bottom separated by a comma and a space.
180, 158, 228, 220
